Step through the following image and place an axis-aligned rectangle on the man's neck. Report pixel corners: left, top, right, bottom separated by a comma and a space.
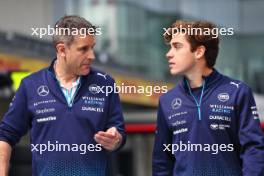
185, 67, 213, 88
54, 59, 78, 86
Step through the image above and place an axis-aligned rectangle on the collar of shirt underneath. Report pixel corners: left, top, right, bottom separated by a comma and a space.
57, 77, 81, 107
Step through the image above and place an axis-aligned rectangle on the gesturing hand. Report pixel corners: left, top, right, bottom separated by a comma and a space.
94, 127, 122, 151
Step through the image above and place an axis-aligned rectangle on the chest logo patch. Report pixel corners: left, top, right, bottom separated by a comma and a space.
37, 85, 49, 96
171, 98, 182, 110
210, 123, 218, 130
217, 93, 229, 102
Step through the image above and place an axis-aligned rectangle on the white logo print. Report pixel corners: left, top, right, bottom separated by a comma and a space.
171, 98, 182, 109
210, 123, 218, 130
97, 73, 107, 80
89, 84, 101, 94
37, 86, 49, 96
218, 93, 229, 102
230, 82, 241, 88
173, 128, 188, 135
251, 106, 259, 120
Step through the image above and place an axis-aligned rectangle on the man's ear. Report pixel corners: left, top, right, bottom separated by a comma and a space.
195, 45, 206, 60
56, 43, 66, 58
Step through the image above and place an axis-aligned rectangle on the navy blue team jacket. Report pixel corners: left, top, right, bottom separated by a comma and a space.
153, 69, 264, 176
0, 59, 126, 176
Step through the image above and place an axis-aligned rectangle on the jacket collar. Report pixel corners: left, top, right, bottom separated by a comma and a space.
46, 58, 94, 105
180, 68, 222, 93
47, 58, 95, 85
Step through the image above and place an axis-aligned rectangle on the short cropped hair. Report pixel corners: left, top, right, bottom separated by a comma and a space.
52, 15, 96, 47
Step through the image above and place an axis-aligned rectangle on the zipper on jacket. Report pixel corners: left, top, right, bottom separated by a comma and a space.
186, 79, 206, 120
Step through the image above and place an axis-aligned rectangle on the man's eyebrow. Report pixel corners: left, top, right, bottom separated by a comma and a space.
77, 43, 96, 50
77, 45, 89, 50
171, 42, 183, 46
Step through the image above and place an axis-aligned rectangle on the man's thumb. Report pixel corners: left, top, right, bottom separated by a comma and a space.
107, 127, 117, 136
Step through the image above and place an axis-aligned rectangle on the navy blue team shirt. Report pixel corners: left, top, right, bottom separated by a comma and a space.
0, 59, 126, 176
153, 69, 264, 176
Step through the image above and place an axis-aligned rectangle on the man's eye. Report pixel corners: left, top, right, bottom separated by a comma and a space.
80, 47, 88, 52
174, 44, 182, 49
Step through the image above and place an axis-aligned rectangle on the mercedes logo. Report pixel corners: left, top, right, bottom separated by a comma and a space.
171, 98, 182, 109
37, 85, 49, 96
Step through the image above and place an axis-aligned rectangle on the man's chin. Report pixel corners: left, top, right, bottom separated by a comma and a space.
170, 69, 181, 76
80, 68, 91, 76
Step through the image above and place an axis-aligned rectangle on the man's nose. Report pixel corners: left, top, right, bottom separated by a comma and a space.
87, 50, 95, 60
166, 48, 173, 60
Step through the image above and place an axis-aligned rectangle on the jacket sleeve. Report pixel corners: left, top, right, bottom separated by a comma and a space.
105, 79, 126, 152
238, 86, 264, 176
152, 100, 174, 176
0, 80, 31, 147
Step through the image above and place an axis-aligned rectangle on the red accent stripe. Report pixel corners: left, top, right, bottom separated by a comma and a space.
261, 122, 264, 131
125, 124, 156, 133
125, 122, 264, 133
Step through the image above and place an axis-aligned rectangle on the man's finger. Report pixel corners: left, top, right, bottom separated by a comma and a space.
94, 133, 114, 144
106, 127, 117, 136
96, 131, 115, 138
94, 135, 116, 150
94, 137, 111, 147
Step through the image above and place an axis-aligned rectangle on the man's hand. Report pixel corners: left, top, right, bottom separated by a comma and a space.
0, 141, 11, 176
94, 127, 122, 151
